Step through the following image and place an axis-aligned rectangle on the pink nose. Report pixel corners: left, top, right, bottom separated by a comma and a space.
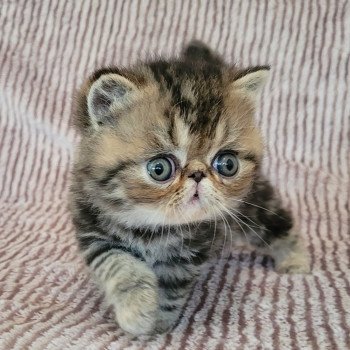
188, 171, 206, 183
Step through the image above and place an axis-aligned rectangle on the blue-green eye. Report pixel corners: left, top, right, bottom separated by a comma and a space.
147, 157, 175, 182
213, 152, 239, 177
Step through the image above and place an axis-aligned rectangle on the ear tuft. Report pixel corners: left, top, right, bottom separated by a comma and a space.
232, 66, 270, 100
87, 74, 137, 129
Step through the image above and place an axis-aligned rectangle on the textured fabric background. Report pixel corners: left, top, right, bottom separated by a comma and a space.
0, 1, 349, 349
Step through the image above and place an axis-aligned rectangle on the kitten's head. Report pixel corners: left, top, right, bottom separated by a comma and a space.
73, 42, 269, 230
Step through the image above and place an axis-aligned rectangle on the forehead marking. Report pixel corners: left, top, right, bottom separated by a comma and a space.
173, 116, 190, 151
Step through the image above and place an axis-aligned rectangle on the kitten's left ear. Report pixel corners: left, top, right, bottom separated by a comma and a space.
231, 66, 270, 101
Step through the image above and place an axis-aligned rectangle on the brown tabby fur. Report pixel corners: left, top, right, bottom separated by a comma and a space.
70, 41, 309, 336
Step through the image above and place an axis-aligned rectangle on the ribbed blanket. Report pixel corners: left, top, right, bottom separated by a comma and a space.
0, 1, 349, 349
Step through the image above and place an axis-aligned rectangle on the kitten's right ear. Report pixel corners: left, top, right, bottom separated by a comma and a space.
86, 73, 138, 129
231, 66, 270, 102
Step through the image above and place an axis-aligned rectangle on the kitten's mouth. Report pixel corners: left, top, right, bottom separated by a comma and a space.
190, 190, 200, 204
185, 185, 205, 209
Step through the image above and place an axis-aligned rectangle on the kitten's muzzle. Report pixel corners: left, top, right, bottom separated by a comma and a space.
188, 170, 206, 183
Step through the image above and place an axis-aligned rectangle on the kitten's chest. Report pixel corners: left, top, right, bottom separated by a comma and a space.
141, 238, 199, 265
124, 222, 221, 267
138, 238, 206, 282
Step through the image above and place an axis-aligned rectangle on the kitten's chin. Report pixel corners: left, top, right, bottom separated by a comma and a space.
113, 202, 214, 229
166, 194, 219, 225
175, 201, 211, 224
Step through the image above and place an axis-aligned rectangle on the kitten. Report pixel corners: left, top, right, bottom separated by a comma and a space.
70, 41, 309, 336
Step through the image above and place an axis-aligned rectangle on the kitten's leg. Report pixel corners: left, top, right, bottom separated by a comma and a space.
265, 230, 310, 274
238, 178, 310, 274
77, 232, 159, 336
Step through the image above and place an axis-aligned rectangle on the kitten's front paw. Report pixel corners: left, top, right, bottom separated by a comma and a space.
275, 250, 310, 274
114, 283, 159, 336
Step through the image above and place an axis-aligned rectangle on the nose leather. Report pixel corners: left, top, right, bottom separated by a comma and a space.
189, 171, 205, 183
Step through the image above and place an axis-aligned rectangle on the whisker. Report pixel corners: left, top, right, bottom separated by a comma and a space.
215, 200, 271, 248
229, 207, 261, 229
216, 209, 231, 257
209, 205, 218, 250
215, 201, 248, 244
233, 198, 285, 219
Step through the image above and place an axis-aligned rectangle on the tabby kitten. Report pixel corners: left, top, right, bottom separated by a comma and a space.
70, 42, 309, 336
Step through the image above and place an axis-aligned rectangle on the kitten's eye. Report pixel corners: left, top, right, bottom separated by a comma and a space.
147, 157, 175, 182
213, 152, 239, 177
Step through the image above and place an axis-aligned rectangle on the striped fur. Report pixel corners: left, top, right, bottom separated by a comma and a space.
1, 0, 349, 348
70, 43, 308, 335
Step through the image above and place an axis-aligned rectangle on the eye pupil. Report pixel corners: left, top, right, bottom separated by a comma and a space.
154, 164, 164, 175
226, 158, 233, 171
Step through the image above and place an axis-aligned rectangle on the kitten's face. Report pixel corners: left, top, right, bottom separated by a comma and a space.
75, 61, 267, 229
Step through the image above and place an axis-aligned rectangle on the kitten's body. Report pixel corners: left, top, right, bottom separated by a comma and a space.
70, 42, 309, 336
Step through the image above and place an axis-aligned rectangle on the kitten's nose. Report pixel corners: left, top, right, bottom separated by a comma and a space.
189, 171, 206, 183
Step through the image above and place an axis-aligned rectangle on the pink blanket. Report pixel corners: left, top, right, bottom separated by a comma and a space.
1, 1, 349, 349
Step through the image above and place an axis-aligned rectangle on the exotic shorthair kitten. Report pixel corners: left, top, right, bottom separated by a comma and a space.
70, 42, 309, 336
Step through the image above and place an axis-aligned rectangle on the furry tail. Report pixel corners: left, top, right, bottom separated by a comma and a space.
182, 40, 224, 65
